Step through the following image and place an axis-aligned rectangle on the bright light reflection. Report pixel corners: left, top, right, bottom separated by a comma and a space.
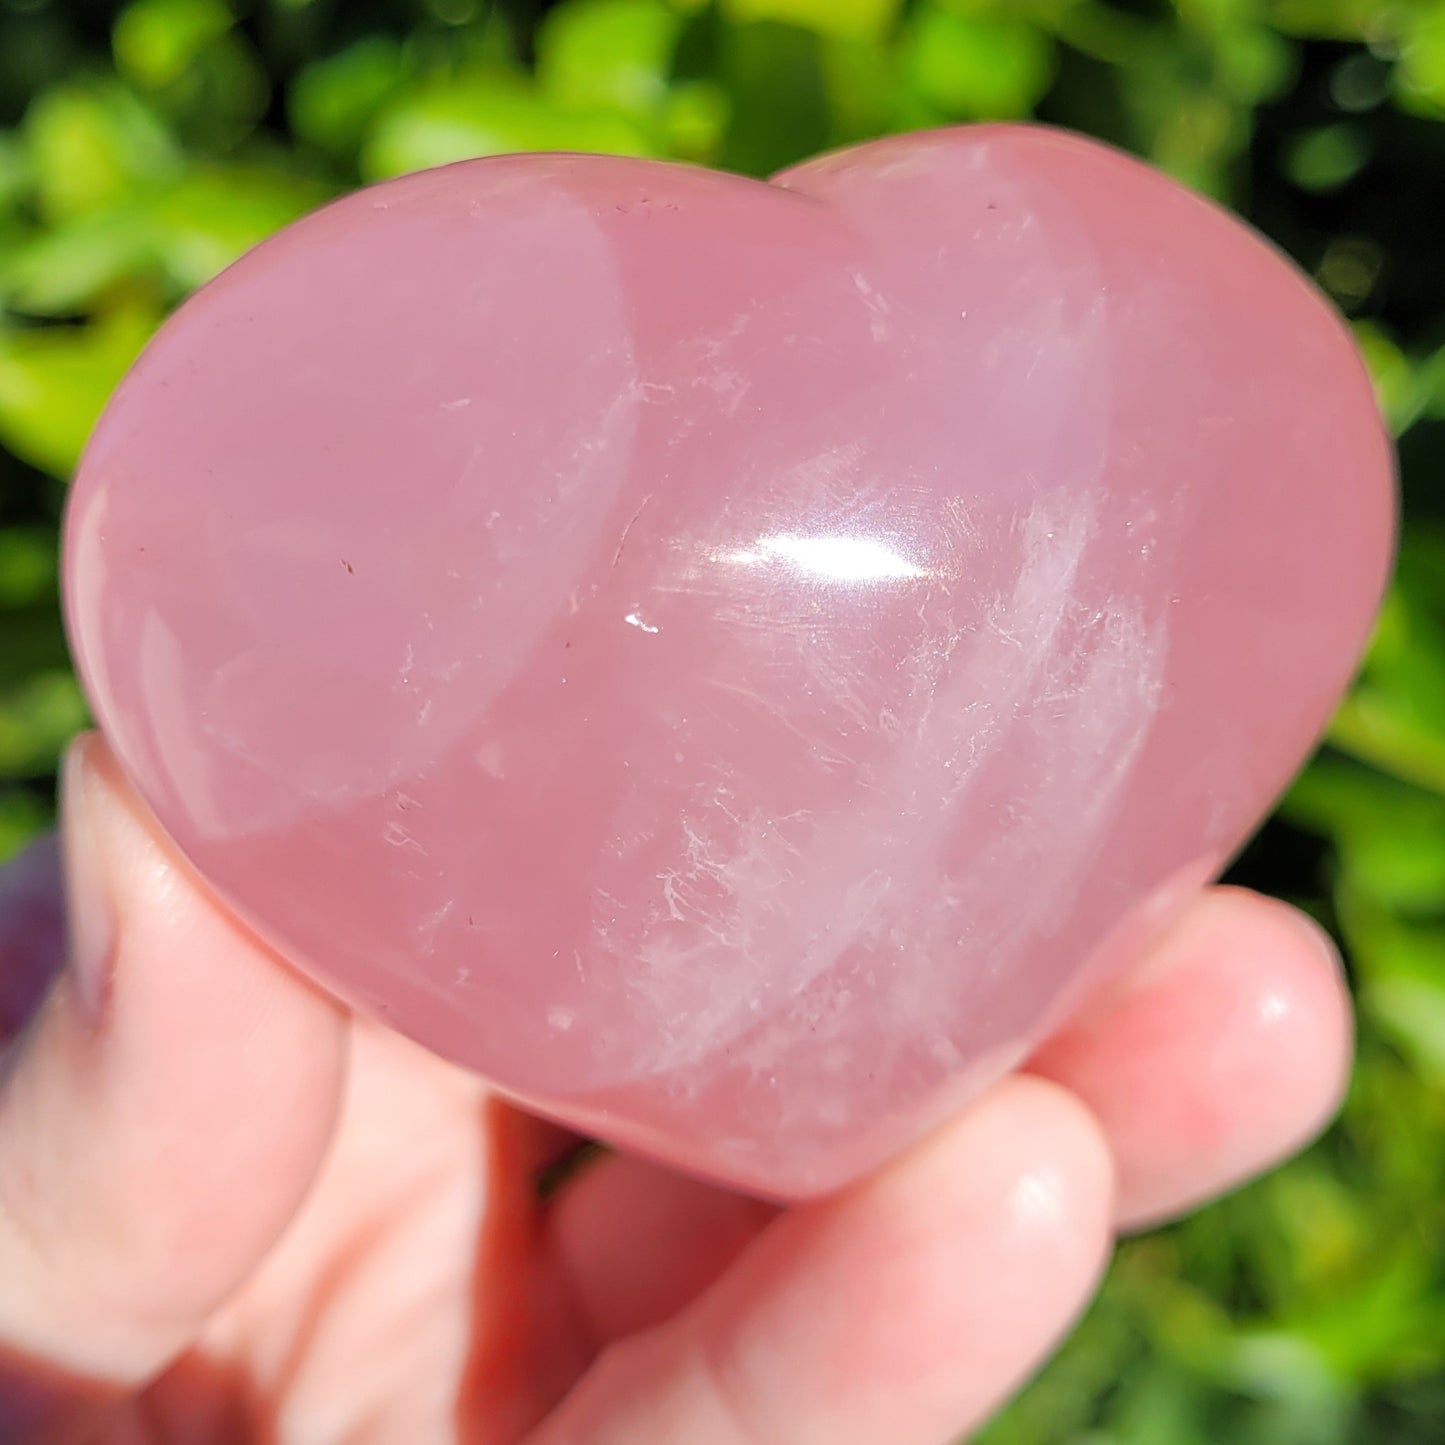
724, 534, 927, 582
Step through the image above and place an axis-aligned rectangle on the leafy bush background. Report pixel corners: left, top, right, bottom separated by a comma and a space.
1, 0, 1443, 1438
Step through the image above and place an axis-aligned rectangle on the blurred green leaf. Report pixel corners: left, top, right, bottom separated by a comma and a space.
113, 0, 236, 90
0, 527, 58, 610
1107, 1367, 1216, 1445
1220, 1327, 1347, 1410
0, 603, 72, 693
146, 29, 272, 148
362, 71, 653, 178
1332, 691, 1445, 800
0, 209, 157, 314
1285, 122, 1372, 191
1153, 92, 1249, 197
660, 77, 730, 159
536, 0, 685, 118
21, 80, 182, 221
1266, 0, 1407, 41
0, 162, 325, 312
817, 32, 897, 142
0, 304, 159, 476
0, 132, 29, 215
1254, 1160, 1381, 1304
0, 669, 89, 776
903, 3, 1056, 120
720, 0, 902, 44
1211, 19, 1298, 104
1353, 321, 1428, 433
1050, 0, 1158, 67
288, 36, 408, 158
141, 164, 333, 289
1396, 8, 1445, 116
717, 21, 830, 174
1416, 344, 1445, 420
1329, 532, 1445, 797
1367, 959, 1445, 1084
1286, 759, 1445, 912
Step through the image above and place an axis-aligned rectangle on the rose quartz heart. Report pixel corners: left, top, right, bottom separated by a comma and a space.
63, 125, 1393, 1197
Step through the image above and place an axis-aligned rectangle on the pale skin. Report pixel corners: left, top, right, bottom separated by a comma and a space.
0, 733, 1352, 1444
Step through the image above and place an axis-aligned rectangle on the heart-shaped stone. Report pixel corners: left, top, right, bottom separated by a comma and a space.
64, 125, 1393, 1198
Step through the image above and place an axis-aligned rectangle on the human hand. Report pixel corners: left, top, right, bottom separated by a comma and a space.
0, 734, 1351, 1445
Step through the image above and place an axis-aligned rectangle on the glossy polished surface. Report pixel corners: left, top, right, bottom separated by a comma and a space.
64, 126, 1394, 1197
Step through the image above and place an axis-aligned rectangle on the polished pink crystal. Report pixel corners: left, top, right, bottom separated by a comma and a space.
64, 126, 1394, 1197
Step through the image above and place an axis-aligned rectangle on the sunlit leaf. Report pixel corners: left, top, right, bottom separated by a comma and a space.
661, 79, 730, 160
1217, 1328, 1345, 1408
1211, 19, 1298, 105
903, 3, 1056, 120
1331, 692, 1445, 798
1267, 0, 1408, 41
1285, 759, 1445, 912
0, 670, 90, 777
152, 30, 272, 147
1416, 343, 1445, 420
536, 0, 685, 117
1328, 531, 1445, 797
819, 33, 899, 142
0, 209, 157, 314
363, 72, 653, 178
0, 305, 159, 477
288, 36, 408, 158
720, 0, 902, 43
142, 165, 333, 290
113, 0, 236, 90
1396, 8, 1445, 115
1352, 321, 1427, 434
21, 81, 181, 222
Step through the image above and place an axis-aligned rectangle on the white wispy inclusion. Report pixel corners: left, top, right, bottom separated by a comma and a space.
598, 498, 1168, 1103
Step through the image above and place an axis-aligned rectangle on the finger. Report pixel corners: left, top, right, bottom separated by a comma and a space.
0, 735, 349, 1425
526, 1075, 1113, 1445
544, 1154, 778, 1345
1027, 886, 1352, 1231
539, 884, 1344, 1345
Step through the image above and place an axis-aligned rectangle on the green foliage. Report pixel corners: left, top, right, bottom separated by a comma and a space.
0, 1, 1442, 1439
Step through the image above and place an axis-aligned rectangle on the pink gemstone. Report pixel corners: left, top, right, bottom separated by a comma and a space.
64, 126, 1393, 1197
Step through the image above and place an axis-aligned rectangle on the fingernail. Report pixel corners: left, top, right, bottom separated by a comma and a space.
59, 735, 118, 1031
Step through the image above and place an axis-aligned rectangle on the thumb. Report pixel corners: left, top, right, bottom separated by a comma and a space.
0, 733, 348, 1433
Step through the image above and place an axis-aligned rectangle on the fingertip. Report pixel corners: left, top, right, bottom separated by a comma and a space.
1030, 887, 1354, 1231
530, 1076, 1116, 1445
844, 1074, 1115, 1384
1244, 891, 1354, 1124
717, 1076, 1113, 1443
858, 1073, 1116, 1310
